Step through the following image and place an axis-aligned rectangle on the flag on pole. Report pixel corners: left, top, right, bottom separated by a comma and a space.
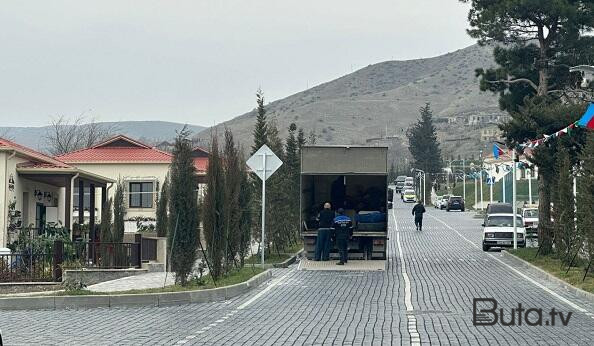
493, 143, 505, 159
577, 103, 594, 129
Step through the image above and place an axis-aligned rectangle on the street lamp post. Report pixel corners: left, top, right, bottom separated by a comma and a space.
512, 149, 518, 250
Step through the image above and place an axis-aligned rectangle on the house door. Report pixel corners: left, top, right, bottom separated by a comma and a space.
35, 203, 46, 235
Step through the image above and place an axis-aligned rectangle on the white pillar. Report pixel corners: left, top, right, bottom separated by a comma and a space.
502, 171, 506, 203
462, 159, 466, 201
58, 187, 66, 226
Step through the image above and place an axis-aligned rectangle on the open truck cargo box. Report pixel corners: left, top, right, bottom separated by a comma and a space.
300, 146, 388, 260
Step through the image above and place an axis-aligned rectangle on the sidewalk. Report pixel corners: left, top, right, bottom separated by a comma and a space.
87, 271, 177, 293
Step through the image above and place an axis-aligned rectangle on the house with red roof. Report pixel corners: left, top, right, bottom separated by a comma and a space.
0, 137, 113, 247
56, 135, 208, 232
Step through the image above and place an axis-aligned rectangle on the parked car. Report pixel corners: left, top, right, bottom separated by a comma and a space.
446, 196, 464, 211
402, 189, 416, 203
484, 202, 513, 226
482, 213, 526, 251
439, 195, 450, 210
522, 207, 538, 229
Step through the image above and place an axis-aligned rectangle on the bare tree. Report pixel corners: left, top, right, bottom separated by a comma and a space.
44, 114, 119, 155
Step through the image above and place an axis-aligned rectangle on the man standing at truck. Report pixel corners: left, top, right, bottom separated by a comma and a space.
315, 202, 334, 261
333, 208, 353, 265
412, 199, 426, 231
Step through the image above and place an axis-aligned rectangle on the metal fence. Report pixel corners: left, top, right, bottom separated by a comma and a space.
0, 253, 55, 282
65, 242, 142, 269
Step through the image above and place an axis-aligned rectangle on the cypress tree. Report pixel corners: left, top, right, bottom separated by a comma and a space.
223, 129, 241, 270
99, 198, 113, 267
238, 149, 253, 267
168, 128, 199, 285
285, 123, 300, 244
203, 135, 225, 279
112, 180, 125, 243
156, 176, 169, 237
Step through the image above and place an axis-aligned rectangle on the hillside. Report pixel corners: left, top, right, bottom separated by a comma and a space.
196, 44, 502, 156
0, 121, 205, 151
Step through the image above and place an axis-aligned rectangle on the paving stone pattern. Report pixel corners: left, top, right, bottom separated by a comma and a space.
2, 202, 593, 345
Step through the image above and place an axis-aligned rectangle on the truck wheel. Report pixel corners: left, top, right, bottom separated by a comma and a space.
446, 208, 450, 212
482, 244, 490, 251
461, 208, 465, 212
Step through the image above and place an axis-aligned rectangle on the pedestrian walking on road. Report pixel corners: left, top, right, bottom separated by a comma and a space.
333, 208, 353, 265
315, 202, 334, 261
412, 200, 426, 231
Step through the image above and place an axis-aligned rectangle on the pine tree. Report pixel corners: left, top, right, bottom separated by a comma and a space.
156, 176, 169, 237
202, 135, 226, 279
552, 145, 576, 262
297, 128, 306, 151
252, 88, 268, 155
577, 133, 594, 265
168, 127, 199, 285
307, 129, 317, 145
223, 129, 241, 270
406, 103, 442, 204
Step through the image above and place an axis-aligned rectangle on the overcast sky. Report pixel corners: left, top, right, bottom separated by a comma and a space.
0, 0, 475, 128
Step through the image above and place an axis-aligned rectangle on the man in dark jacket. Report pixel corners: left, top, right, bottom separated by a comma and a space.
333, 208, 353, 265
412, 200, 426, 231
315, 202, 334, 261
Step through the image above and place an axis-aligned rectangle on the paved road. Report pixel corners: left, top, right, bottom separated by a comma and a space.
3, 201, 594, 345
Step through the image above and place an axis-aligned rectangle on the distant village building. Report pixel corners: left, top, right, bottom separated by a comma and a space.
480, 125, 502, 141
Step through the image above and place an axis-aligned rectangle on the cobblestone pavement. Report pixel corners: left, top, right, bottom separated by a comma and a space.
2, 201, 594, 345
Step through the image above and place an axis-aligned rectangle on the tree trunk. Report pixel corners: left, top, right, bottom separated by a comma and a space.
538, 173, 553, 254
536, 24, 550, 97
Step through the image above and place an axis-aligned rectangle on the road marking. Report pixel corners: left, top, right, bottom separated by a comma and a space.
392, 210, 420, 345
427, 213, 588, 313
237, 272, 289, 310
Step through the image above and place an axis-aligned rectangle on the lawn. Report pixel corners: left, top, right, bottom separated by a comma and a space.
509, 248, 594, 294
245, 243, 303, 265
52, 266, 265, 296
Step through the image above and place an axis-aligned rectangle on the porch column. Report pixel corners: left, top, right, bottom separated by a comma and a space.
78, 179, 84, 227
89, 183, 95, 242
64, 177, 71, 231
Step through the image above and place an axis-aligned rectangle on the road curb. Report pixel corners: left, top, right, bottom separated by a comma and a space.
501, 250, 594, 304
0, 270, 272, 311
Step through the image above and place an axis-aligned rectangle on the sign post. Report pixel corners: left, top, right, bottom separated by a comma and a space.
246, 144, 283, 266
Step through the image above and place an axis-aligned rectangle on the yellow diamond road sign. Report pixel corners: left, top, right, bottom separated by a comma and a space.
246, 144, 283, 181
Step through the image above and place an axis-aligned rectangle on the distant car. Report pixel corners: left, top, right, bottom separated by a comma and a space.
446, 196, 464, 211
434, 196, 442, 208
522, 207, 538, 229
402, 189, 416, 203
395, 176, 407, 193
482, 213, 526, 251
439, 195, 450, 210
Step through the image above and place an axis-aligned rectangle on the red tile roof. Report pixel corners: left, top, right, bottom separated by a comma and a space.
0, 137, 70, 168
56, 135, 173, 163
56, 135, 209, 173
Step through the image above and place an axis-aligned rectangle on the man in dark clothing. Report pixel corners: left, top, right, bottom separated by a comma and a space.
412, 200, 426, 231
315, 202, 334, 261
333, 208, 353, 265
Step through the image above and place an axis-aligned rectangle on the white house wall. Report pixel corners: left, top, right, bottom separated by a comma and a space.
0, 152, 7, 247
71, 162, 170, 221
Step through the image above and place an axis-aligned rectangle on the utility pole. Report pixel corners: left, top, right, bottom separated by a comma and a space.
462, 159, 466, 202
512, 148, 518, 250
479, 150, 484, 209
528, 168, 533, 205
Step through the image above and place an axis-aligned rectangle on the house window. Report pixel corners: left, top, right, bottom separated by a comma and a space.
73, 187, 91, 211
129, 182, 154, 208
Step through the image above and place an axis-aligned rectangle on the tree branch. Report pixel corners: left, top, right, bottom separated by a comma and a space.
485, 78, 539, 92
